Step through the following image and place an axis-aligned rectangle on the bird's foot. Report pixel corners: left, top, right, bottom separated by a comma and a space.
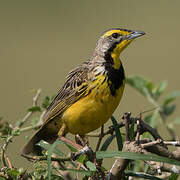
75, 134, 89, 147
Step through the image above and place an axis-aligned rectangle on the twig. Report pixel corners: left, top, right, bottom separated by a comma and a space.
106, 111, 180, 179
135, 112, 143, 142
58, 136, 83, 150
139, 119, 164, 141
123, 112, 131, 141
108, 158, 129, 180
135, 119, 140, 142
5, 154, 13, 169
19, 89, 42, 127
20, 123, 41, 132
21, 154, 72, 163
1, 136, 12, 167
20, 110, 48, 133
108, 112, 134, 180
164, 141, 180, 147
144, 94, 176, 140
87, 117, 136, 138
1, 89, 42, 167
140, 139, 163, 148
75, 134, 87, 147
161, 164, 180, 174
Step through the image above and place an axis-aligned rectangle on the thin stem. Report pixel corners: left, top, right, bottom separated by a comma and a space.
0, 89, 42, 167
18, 89, 41, 128
95, 125, 104, 152
145, 93, 176, 140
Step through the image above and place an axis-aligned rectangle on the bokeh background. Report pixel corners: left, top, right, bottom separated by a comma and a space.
0, 0, 180, 169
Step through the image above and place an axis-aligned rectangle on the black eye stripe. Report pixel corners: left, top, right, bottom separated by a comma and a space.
112, 33, 120, 39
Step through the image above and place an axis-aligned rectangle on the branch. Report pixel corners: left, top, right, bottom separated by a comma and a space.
1, 89, 42, 167
108, 113, 132, 180
107, 112, 180, 179
19, 89, 42, 127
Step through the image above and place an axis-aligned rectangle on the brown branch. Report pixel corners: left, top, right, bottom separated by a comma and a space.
5, 154, 13, 169
19, 110, 180, 179
108, 113, 132, 180
164, 141, 180, 147
21, 154, 72, 163
107, 112, 180, 179
123, 112, 131, 141
139, 119, 164, 141
161, 163, 180, 174
87, 116, 136, 138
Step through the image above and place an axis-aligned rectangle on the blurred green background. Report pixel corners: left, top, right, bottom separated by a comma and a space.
0, 0, 180, 169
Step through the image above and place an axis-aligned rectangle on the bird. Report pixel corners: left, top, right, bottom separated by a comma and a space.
21, 28, 145, 155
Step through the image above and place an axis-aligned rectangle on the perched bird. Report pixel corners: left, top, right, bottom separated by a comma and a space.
22, 28, 145, 155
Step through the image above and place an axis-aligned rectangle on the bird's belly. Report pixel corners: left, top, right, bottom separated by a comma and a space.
62, 81, 125, 135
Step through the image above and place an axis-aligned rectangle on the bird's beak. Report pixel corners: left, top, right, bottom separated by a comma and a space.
125, 31, 145, 40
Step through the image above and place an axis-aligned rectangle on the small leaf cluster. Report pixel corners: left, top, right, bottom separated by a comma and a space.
127, 75, 180, 137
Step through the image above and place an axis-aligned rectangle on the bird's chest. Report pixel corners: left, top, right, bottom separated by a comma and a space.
62, 74, 125, 135
91, 76, 125, 118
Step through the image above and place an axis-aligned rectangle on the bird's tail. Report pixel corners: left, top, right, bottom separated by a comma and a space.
21, 126, 57, 156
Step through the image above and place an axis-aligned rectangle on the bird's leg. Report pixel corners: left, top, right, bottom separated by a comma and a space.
75, 134, 89, 147
74, 134, 95, 162
58, 123, 67, 136
57, 123, 83, 150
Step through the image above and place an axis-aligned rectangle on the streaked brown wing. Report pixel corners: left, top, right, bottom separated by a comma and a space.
42, 64, 89, 125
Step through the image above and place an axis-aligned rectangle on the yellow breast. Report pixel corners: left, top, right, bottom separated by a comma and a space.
62, 75, 125, 135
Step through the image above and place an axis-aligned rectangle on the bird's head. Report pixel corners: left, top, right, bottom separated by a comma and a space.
95, 28, 145, 57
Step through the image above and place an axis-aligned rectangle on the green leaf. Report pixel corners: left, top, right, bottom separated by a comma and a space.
150, 110, 159, 128
100, 135, 115, 151
28, 106, 41, 112
77, 154, 87, 163
154, 81, 167, 100
96, 151, 180, 166
57, 139, 78, 152
36, 140, 65, 157
163, 104, 176, 116
126, 76, 153, 98
49, 174, 64, 180
168, 173, 179, 180
164, 91, 180, 105
0, 177, 6, 180
42, 95, 56, 109
125, 171, 162, 180
146, 81, 154, 93
144, 114, 153, 124
1, 122, 12, 135
111, 116, 123, 151
58, 168, 93, 176
47, 140, 64, 180
12, 128, 21, 136
42, 96, 50, 109
33, 161, 48, 179
85, 161, 96, 171
6, 168, 20, 177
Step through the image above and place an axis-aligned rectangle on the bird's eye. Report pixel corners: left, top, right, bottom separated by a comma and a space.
112, 33, 120, 39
